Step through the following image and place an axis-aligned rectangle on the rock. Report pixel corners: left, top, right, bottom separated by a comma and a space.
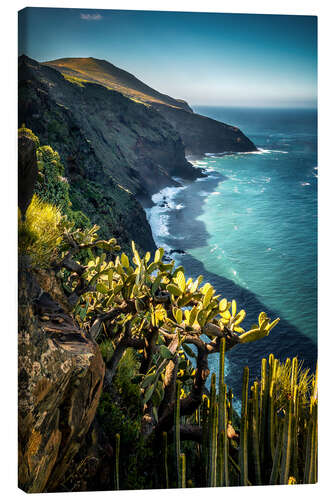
171, 248, 186, 255
18, 256, 105, 493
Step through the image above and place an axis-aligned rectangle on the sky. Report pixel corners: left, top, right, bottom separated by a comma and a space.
18, 8, 317, 108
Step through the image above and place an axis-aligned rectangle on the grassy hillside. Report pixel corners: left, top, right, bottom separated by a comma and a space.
43, 57, 193, 111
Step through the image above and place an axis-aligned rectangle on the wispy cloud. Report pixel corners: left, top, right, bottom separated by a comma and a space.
80, 13, 103, 21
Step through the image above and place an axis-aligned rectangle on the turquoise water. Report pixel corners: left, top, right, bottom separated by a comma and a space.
146, 107, 317, 398
191, 108, 317, 344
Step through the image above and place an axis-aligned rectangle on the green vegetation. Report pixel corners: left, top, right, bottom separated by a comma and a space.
18, 125, 154, 254
19, 126, 90, 229
63, 74, 89, 87
192, 351, 317, 487
36, 145, 71, 211
35, 142, 90, 228
18, 124, 40, 147
19, 165, 317, 490
18, 195, 63, 267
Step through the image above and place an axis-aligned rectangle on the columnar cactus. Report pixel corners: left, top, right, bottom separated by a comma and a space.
174, 380, 181, 488
114, 433, 120, 490
280, 397, 293, 484
180, 453, 186, 488
208, 374, 217, 487
163, 431, 169, 488
217, 338, 229, 486
240, 366, 249, 486
251, 381, 261, 485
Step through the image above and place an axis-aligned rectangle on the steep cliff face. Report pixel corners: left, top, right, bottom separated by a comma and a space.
154, 103, 257, 155
18, 257, 105, 493
18, 56, 203, 252
44, 57, 257, 155
19, 56, 198, 198
19, 57, 160, 252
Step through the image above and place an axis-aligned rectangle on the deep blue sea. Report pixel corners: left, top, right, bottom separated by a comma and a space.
146, 106, 317, 404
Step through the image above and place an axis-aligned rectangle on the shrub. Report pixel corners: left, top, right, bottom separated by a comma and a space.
19, 128, 92, 229
18, 194, 64, 267
18, 124, 40, 148
35, 145, 71, 212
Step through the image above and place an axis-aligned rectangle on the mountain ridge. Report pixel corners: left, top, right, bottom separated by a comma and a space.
43, 56, 257, 155
43, 57, 193, 112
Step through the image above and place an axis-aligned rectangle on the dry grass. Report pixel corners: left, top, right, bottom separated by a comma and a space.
18, 195, 63, 267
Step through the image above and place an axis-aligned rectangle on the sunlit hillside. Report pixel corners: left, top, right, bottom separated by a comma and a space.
43, 57, 192, 111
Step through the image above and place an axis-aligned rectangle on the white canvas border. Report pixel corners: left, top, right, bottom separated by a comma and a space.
1, 1, 331, 498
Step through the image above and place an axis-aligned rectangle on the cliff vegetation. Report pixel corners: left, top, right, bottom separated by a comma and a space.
18, 130, 317, 491
17, 50, 317, 491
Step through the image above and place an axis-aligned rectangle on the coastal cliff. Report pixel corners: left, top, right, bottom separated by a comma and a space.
19, 56, 198, 197
154, 103, 257, 154
19, 55, 256, 252
44, 57, 257, 155
18, 55, 198, 253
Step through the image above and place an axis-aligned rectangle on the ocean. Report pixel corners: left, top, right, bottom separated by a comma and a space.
146, 106, 317, 404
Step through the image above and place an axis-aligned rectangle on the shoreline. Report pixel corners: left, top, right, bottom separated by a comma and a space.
144, 158, 222, 257
144, 147, 268, 256
144, 152, 317, 399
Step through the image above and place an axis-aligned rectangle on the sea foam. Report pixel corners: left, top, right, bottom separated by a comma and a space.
145, 184, 187, 250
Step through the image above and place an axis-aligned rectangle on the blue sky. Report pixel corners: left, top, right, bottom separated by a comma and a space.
18, 8, 317, 108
